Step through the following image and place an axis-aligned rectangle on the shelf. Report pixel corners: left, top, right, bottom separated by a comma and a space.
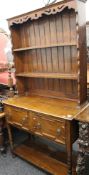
13, 141, 76, 175
12, 137, 77, 175
13, 42, 77, 52
16, 72, 78, 80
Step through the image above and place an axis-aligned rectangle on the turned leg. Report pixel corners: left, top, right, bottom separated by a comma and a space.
7, 124, 14, 152
0, 118, 5, 153
66, 121, 72, 175
76, 122, 89, 175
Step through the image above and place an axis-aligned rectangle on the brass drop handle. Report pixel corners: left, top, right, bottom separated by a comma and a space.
33, 126, 37, 129
22, 117, 26, 122
37, 122, 41, 129
34, 122, 41, 129
7, 114, 11, 120
21, 116, 28, 124
56, 128, 61, 136
33, 117, 36, 121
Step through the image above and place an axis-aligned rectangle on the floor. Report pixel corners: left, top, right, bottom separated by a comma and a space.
0, 149, 47, 175
0, 128, 47, 175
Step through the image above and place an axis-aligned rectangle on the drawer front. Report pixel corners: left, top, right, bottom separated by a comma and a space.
40, 117, 65, 144
27, 111, 42, 135
28, 111, 65, 144
4, 106, 28, 128
5, 106, 66, 144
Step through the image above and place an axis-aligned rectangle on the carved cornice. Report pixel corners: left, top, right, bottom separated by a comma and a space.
8, 1, 76, 26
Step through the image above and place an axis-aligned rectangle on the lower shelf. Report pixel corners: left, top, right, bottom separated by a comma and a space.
13, 140, 76, 175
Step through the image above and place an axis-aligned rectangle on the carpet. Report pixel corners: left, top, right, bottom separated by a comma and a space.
0, 150, 47, 175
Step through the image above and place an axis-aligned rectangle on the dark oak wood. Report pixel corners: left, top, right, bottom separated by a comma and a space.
16, 72, 78, 80
3, 96, 88, 119
10, 0, 87, 103
14, 144, 68, 175
73, 105, 89, 175
12, 139, 77, 175
13, 42, 77, 51
4, 95, 86, 175
3, 0, 87, 175
76, 122, 89, 175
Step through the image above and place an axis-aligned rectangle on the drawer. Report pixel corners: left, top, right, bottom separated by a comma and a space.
39, 115, 65, 144
27, 111, 42, 136
5, 106, 66, 144
4, 106, 28, 128
28, 111, 65, 144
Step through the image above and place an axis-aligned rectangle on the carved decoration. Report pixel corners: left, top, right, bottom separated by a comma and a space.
76, 122, 89, 175
8, 1, 76, 26
76, 150, 86, 175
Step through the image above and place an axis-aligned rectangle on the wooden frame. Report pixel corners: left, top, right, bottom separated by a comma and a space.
3, 0, 87, 175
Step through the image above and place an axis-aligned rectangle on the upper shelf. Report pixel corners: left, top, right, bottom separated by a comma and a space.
16, 72, 78, 80
13, 42, 77, 52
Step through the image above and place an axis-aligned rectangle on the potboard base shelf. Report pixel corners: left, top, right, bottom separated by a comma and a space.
13, 142, 76, 175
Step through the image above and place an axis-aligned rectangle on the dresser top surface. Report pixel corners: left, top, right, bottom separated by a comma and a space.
74, 105, 89, 123
3, 95, 88, 120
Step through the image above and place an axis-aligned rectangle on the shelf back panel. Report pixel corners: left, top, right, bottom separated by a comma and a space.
11, 9, 77, 49
14, 46, 77, 74
16, 78, 78, 101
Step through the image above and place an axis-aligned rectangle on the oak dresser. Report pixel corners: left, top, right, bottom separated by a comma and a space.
3, 0, 87, 174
